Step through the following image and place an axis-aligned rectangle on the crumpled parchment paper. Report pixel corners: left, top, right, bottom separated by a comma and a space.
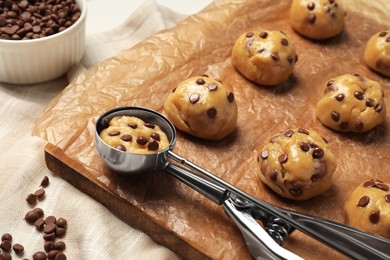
34, 0, 390, 259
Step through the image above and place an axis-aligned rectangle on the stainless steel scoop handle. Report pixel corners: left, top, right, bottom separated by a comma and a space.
166, 150, 390, 260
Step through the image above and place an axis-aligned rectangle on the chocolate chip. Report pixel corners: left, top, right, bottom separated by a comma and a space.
307, 2, 315, 10
136, 137, 148, 146
369, 211, 380, 224
376, 183, 389, 191
34, 218, 46, 231
43, 232, 56, 241
207, 108, 217, 118
281, 38, 288, 46
1, 234, 12, 242
40, 176, 49, 187
379, 31, 388, 37
339, 122, 349, 130
331, 111, 340, 122
108, 130, 120, 136
26, 193, 37, 205
354, 91, 364, 100
298, 128, 309, 135
300, 142, 310, 152
363, 180, 376, 187
55, 253, 67, 260
13, 243, 24, 255
271, 52, 280, 61
33, 251, 47, 260
114, 144, 126, 152
289, 188, 302, 196
385, 194, 390, 203
33, 208, 45, 218
327, 80, 334, 87
144, 122, 155, 129
55, 241, 66, 251
45, 215, 56, 224
269, 170, 277, 181
150, 133, 160, 141
308, 142, 317, 148
355, 121, 364, 132
189, 93, 200, 104
1, 240, 12, 251
246, 32, 254, 37
259, 31, 268, 38
207, 83, 218, 91
366, 98, 375, 107
34, 188, 45, 199
260, 150, 269, 160
375, 104, 383, 113
47, 250, 61, 259
335, 94, 345, 101
196, 78, 205, 85
127, 123, 137, 129
120, 134, 132, 142
357, 196, 370, 207
283, 129, 294, 137
56, 218, 67, 227
308, 14, 316, 24
147, 141, 159, 151
287, 56, 294, 64
44, 241, 55, 252
227, 92, 235, 103
278, 154, 288, 164
312, 147, 324, 158
25, 210, 39, 224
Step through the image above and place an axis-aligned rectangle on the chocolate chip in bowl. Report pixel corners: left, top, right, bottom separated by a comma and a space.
0, 0, 87, 85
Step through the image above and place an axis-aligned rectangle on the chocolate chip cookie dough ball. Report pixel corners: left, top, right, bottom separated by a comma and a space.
257, 128, 337, 201
290, 0, 346, 40
316, 74, 386, 133
100, 116, 170, 154
231, 30, 297, 86
344, 179, 390, 239
364, 30, 390, 78
164, 75, 238, 140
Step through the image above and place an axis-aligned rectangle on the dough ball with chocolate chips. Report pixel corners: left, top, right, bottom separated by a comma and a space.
290, 0, 346, 40
364, 30, 390, 78
164, 75, 238, 140
257, 128, 337, 201
316, 74, 386, 133
99, 116, 170, 154
344, 179, 390, 239
231, 30, 297, 86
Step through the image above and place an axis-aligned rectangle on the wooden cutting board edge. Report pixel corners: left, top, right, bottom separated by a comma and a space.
44, 142, 211, 260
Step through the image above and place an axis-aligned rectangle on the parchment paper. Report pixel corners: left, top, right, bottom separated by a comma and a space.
34, 0, 390, 259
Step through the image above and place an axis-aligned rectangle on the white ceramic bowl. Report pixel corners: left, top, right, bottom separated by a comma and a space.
0, 0, 87, 85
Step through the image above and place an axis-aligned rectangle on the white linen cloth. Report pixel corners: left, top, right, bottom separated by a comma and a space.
0, 0, 211, 259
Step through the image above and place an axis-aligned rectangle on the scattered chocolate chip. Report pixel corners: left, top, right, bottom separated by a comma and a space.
308, 14, 316, 24
44, 241, 56, 252
144, 122, 155, 129
56, 218, 67, 228
114, 144, 126, 152
339, 122, 349, 130
335, 93, 345, 101
369, 211, 380, 224
40, 176, 49, 187
357, 196, 370, 207
366, 98, 375, 107
385, 194, 390, 203
0, 253, 11, 260
245, 32, 254, 37
331, 111, 340, 122
147, 141, 159, 151
307, 2, 315, 10
298, 128, 309, 135
13, 243, 24, 255
189, 93, 200, 104
312, 147, 324, 158
136, 137, 148, 146
207, 83, 218, 91
227, 92, 235, 103
281, 38, 288, 46
269, 170, 277, 181
1, 234, 12, 242
260, 150, 269, 160
47, 250, 61, 259
300, 142, 310, 152
45, 216, 56, 225
26, 193, 37, 205
55, 241, 66, 251
33, 251, 47, 260
207, 108, 217, 118
120, 134, 132, 142
150, 133, 160, 141
1, 240, 12, 251
196, 78, 205, 85
34, 218, 46, 231
43, 232, 56, 241
108, 130, 120, 136
25, 211, 40, 224
34, 188, 45, 199
354, 91, 364, 100
271, 52, 280, 61
355, 121, 364, 132
33, 208, 45, 218
127, 123, 137, 129
55, 253, 67, 260
278, 154, 288, 164
259, 31, 268, 38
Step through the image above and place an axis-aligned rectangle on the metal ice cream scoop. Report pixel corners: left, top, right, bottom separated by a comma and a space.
95, 106, 390, 260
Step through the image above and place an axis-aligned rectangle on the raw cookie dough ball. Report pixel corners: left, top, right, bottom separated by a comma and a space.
344, 179, 390, 239
164, 75, 238, 140
100, 115, 170, 154
364, 30, 390, 78
316, 74, 386, 133
257, 128, 337, 201
290, 0, 346, 40
231, 30, 297, 86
